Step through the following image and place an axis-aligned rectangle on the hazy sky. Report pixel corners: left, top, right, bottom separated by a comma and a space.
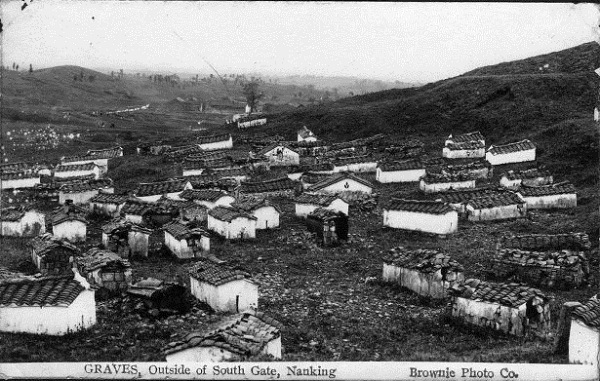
1, 1, 598, 82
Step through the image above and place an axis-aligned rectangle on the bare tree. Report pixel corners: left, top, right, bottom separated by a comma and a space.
242, 81, 264, 113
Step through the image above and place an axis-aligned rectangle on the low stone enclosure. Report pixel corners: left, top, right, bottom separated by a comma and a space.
382, 247, 464, 299
496, 233, 591, 252
449, 279, 551, 336
77, 248, 132, 296
490, 233, 591, 289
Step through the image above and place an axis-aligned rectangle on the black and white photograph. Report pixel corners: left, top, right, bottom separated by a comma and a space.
0, 1, 598, 379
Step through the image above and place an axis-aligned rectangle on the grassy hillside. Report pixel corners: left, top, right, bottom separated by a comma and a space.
2, 66, 140, 109
239, 43, 599, 187
1, 65, 329, 115
462, 42, 600, 76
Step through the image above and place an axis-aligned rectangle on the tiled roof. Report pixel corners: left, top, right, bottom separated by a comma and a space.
295, 193, 341, 206
467, 192, 525, 209
383, 199, 455, 215
209, 167, 252, 177
494, 248, 586, 268
54, 163, 97, 173
572, 298, 600, 328
333, 155, 376, 166
437, 187, 504, 204
156, 197, 201, 211
134, 179, 190, 197
188, 149, 250, 163
182, 160, 207, 170
445, 141, 485, 150
121, 199, 153, 216
0, 208, 26, 222
196, 133, 231, 145
101, 218, 132, 234
181, 168, 250, 182
30, 233, 78, 257
447, 131, 485, 144
175, 174, 235, 188
450, 279, 548, 308
290, 140, 329, 149
519, 182, 576, 197
383, 246, 464, 273
183, 158, 233, 170
164, 311, 282, 356
189, 258, 253, 286
308, 173, 373, 192
1, 172, 39, 181
163, 221, 209, 240
59, 179, 113, 194
180, 189, 231, 202
238, 177, 300, 194
503, 168, 552, 181
45, 175, 96, 189
308, 207, 345, 220
422, 157, 446, 167
89, 193, 129, 204
187, 150, 230, 162
300, 172, 332, 185
61, 154, 96, 163
0, 266, 25, 281
301, 162, 334, 172
232, 197, 278, 213
165, 145, 204, 158
87, 146, 123, 159
51, 204, 88, 225
208, 206, 257, 222
443, 160, 491, 172
378, 159, 424, 171
78, 248, 131, 272
62, 147, 121, 162
421, 172, 476, 184
487, 139, 536, 155
498, 233, 591, 251
0, 162, 30, 173
297, 126, 315, 139
257, 143, 299, 156
0, 274, 85, 307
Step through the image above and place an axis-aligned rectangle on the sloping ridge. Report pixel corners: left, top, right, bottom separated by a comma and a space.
261, 41, 598, 143
461, 42, 600, 76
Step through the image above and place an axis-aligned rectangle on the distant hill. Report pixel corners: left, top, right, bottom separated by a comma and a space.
271, 74, 419, 96
1, 65, 335, 116
2, 65, 140, 110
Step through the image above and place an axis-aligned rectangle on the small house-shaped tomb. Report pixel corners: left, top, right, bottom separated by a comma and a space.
382, 247, 464, 299
382, 199, 458, 235
486, 139, 536, 166
189, 258, 258, 313
163, 220, 211, 258
450, 279, 551, 336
